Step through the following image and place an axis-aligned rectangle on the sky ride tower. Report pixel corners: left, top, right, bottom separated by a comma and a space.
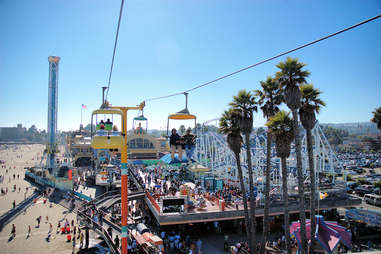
47, 56, 60, 173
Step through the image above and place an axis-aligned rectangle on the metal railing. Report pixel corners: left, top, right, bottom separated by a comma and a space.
77, 209, 120, 254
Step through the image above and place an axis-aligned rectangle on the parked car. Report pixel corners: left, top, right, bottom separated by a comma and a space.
364, 194, 381, 206
373, 187, 381, 195
353, 167, 364, 174
355, 185, 373, 196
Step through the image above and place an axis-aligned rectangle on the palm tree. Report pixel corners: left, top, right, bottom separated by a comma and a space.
299, 84, 326, 253
371, 107, 381, 136
219, 108, 252, 251
276, 57, 310, 253
266, 111, 294, 254
255, 77, 282, 254
230, 90, 258, 252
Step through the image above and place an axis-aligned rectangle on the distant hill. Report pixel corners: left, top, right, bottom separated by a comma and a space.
320, 122, 378, 136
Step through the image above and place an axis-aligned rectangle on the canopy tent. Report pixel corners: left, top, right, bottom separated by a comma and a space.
160, 153, 189, 164
183, 182, 196, 189
142, 160, 162, 166
189, 164, 209, 173
132, 160, 143, 165
290, 215, 351, 254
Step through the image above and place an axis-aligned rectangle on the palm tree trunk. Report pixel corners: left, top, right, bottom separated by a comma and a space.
260, 131, 271, 254
235, 153, 252, 252
281, 156, 291, 254
245, 133, 256, 253
306, 128, 316, 252
291, 109, 307, 253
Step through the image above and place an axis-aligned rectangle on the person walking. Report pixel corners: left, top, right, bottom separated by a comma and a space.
47, 226, 52, 242
107, 226, 113, 239
27, 225, 31, 238
36, 216, 41, 227
72, 235, 76, 254
114, 235, 120, 250
57, 221, 61, 234
79, 232, 84, 249
11, 224, 16, 238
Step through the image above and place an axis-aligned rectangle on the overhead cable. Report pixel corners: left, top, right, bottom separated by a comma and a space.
105, 0, 125, 101
145, 13, 381, 102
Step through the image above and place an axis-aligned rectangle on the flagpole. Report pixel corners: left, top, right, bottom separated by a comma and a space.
81, 105, 83, 126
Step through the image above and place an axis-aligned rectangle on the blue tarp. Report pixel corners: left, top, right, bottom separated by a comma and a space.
160, 153, 189, 164
133, 160, 143, 165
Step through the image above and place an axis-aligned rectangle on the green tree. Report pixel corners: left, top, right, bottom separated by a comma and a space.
219, 108, 252, 251
321, 126, 348, 145
299, 83, 326, 252
255, 76, 282, 254
371, 107, 381, 136
266, 111, 294, 254
276, 57, 310, 253
230, 89, 258, 251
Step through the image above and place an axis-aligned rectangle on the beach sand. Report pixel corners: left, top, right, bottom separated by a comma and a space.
0, 144, 85, 254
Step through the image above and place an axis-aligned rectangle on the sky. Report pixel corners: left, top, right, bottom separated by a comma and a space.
1, 0, 380, 131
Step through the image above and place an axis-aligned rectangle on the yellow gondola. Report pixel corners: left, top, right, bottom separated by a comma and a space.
91, 108, 125, 150
166, 93, 196, 136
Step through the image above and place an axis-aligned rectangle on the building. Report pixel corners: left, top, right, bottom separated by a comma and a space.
0, 124, 26, 141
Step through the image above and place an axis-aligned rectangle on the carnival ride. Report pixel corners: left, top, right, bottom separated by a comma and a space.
127, 111, 161, 159
91, 108, 124, 150
166, 92, 196, 136
191, 119, 344, 196
133, 111, 147, 135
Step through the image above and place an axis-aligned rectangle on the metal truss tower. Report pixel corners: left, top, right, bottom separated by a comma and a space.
47, 56, 60, 173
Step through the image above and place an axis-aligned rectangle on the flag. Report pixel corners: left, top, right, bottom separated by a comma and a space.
270, 187, 278, 195
319, 192, 328, 200
82, 104, 87, 109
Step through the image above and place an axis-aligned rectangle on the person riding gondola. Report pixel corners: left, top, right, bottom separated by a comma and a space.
96, 120, 105, 130
135, 122, 144, 135
182, 128, 196, 161
169, 128, 183, 162
105, 118, 113, 131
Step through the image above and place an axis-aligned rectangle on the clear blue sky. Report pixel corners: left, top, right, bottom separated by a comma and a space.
1, 0, 380, 131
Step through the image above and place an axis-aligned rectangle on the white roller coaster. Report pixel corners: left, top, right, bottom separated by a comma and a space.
192, 119, 343, 195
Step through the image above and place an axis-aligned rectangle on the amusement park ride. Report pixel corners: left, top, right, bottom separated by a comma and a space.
90, 89, 145, 254
25, 55, 349, 254
166, 92, 197, 136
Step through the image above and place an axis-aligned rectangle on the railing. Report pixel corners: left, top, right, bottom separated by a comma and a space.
91, 190, 120, 206
146, 191, 160, 213
128, 168, 145, 191
77, 209, 120, 254
0, 191, 41, 230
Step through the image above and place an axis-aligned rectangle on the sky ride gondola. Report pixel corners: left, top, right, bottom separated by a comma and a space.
166, 92, 196, 136
90, 108, 125, 150
133, 110, 148, 135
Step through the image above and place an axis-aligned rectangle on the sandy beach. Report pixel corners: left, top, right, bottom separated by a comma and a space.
0, 144, 81, 254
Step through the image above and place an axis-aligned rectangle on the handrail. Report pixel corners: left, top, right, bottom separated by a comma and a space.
0, 192, 41, 230
91, 190, 120, 204
146, 191, 160, 213
77, 210, 120, 254
128, 168, 145, 191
